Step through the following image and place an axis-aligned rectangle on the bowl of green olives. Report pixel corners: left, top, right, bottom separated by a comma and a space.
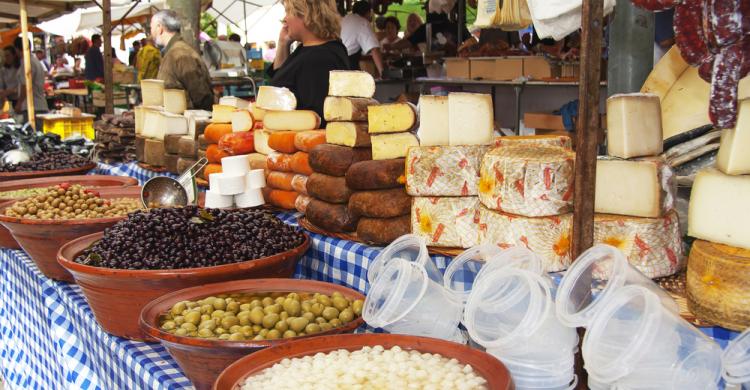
139, 279, 365, 390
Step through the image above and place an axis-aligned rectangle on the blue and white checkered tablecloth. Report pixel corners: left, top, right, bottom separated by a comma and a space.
91, 162, 178, 186
0, 162, 741, 389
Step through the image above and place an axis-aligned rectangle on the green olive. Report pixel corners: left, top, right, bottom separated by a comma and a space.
180, 323, 197, 331
339, 309, 355, 323
332, 297, 349, 312
171, 302, 187, 317
200, 304, 214, 314
302, 312, 315, 321
174, 328, 188, 337
237, 312, 251, 326
184, 311, 201, 325
240, 326, 254, 338
261, 297, 274, 307
218, 333, 231, 340
199, 320, 217, 331
263, 304, 282, 315
228, 333, 245, 341
301, 301, 312, 313
212, 299, 226, 310
289, 317, 309, 333
161, 321, 176, 331
317, 295, 332, 306
319, 323, 333, 332
315, 317, 327, 325
252, 325, 262, 333
211, 310, 226, 319
229, 325, 242, 334
215, 327, 227, 335
249, 307, 265, 325
239, 303, 252, 312
352, 300, 364, 316
283, 330, 297, 339
279, 312, 289, 321
267, 329, 281, 340
329, 318, 342, 327
201, 314, 211, 322
262, 313, 280, 329
283, 299, 302, 317
221, 316, 239, 329
274, 320, 289, 333
310, 303, 325, 316
253, 335, 265, 341
322, 307, 340, 321
274, 297, 285, 305
197, 328, 214, 338
226, 301, 240, 313
173, 316, 185, 326
331, 292, 344, 299
287, 292, 300, 300
259, 329, 269, 337
305, 323, 321, 334
250, 300, 263, 309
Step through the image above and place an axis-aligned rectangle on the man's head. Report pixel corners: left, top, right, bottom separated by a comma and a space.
2, 46, 19, 69
352, 1, 372, 22
34, 50, 45, 60
229, 33, 241, 43
91, 34, 102, 48
133, 41, 141, 49
150, 9, 182, 47
55, 55, 66, 66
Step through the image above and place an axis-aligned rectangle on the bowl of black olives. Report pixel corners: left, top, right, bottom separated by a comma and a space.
0, 151, 95, 182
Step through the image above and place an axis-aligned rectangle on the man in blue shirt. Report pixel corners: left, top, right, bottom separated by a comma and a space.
84, 34, 104, 80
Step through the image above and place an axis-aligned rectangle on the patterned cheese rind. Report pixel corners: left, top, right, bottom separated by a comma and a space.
405, 145, 490, 197
594, 210, 684, 279
494, 134, 573, 149
411, 197, 480, 248
478, 145, 575, 217
478, 206, 573, 272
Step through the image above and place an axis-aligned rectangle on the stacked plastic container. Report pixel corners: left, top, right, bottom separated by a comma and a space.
556, 244, 723, 390
723, 328, 750, 388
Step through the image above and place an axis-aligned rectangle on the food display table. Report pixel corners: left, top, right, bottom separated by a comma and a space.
0, 163, 741, 389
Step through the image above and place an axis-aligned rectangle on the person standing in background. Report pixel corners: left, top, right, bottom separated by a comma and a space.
380, 16, 401, 47
34, 50, 50, 73
405, 13, 423, 38
129, 40, 141, 67
13, 37, 49, 129
84, 34, 104, 80
374, 16, 387, 42
150, 10, 213, 110
137, 38, 161, 81
340, 1, 384, 77
49, 55, 73, 77
0, 46, 20, 110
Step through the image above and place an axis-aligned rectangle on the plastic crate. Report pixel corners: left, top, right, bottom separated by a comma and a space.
41, 115, 95, 139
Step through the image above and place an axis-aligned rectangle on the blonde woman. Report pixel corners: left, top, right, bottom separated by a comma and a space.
269, 0, 349, 120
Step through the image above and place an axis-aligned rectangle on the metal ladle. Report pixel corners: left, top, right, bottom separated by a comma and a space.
141, 158, 208, 208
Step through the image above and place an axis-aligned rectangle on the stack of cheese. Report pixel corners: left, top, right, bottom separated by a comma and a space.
408, 93, 495, 249
305, 71, 376, 233
201, 96, 261, 180
593, 93, 683, 279
205, 154, 266, 209
174, 109, 211, 174
253, 86, 323, 210
686, 98, 750, 331
135, 80, 190, 168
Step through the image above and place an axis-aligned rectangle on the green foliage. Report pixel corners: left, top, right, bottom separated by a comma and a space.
200, 13, 218, 38
383, 0, 476, 32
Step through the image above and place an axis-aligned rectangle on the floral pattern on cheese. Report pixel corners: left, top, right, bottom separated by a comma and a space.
479, 146, 575, 217
411, 197, 480, 248
478, 206, 573, 272
493, 135, 573, 149
406, 146, 489, 197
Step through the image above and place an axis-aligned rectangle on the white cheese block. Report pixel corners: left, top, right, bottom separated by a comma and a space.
328, 70, 376, 98
230, 110, 255, 133
143, 111, 188, 140
235, 188, 265, 208
138, 107, 162, 136
417, 95, 450, 146
250, 102, 266, 121
205, 190, 234, 209
212, 172, 246, 195
595, 157, 676, 218
263, 110, 321, 131
134, 106, 145, 135
479, 145, 576, 217
246, 169, 266, 189
184, 109, 212, 121
253, 129, 274, 155
219, 96, 250, 110
163, 89, 187, 114
406, 145, 490, 196
371, 132, 419, 160
326, 122, 371, 147
211, 104, 235, 124
606, 93, 663, 158
221, 154, 251, 175
717, 99, 750, 175
411, 196, 480, 248
689, 168, 750, 249
479, 206, 573, 272
141, 79, 164, 107
323, 96, 378, 122
448, 92, 494, 145
256, 86, 297, 111
60, 106, 81, 117
367, 103, 418, 134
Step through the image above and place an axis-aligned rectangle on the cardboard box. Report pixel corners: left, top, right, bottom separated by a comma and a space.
445, 58, 470, 79
470, 57, 523, 81
523, 56, 554, 79
524, 112, 606, 131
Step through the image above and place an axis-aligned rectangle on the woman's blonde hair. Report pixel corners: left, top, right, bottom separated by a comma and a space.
284, 0, 341, 41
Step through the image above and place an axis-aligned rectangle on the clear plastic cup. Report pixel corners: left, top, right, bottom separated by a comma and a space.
511, 373, 577, 390
367, 234, 442, 284
555, 244, 678, 328
723, 327, 750, 384
582, 285, 722, 389
443, 245, 544, 303
363, 258, 465, 343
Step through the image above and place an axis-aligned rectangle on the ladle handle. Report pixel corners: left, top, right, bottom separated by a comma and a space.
177, 157, 208, 185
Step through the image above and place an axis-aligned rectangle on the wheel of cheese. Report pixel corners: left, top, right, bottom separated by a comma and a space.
687, 240, 750, 331
494, 134, 573, 149
406, 146, 489, 197
478, 145, 575, 217
411, 197, 480, 249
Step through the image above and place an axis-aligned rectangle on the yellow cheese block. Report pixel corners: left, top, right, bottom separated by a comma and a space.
323, 96, 378, 122
716, 99, 750, 175
141, 79, 164, 107
494, 134, 573, 149
163, 89, 186, 114
594, 157, 675, 218
256, 86, 297, 111
367, 103, 418, 134
326, 122, 371, 147
211, 104, 235, 124
606, 93, 663, 159
263, 110, 321, 131
417, 95, 449, 146
687, 239, 750, 331
328, 70, 375, 98
371, 133, 419, 160
688, 168, 750, 250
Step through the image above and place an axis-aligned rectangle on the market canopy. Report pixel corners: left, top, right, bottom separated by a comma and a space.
37, 1, 167, 37
205, 0, 280, 31
0, 0, 96, 29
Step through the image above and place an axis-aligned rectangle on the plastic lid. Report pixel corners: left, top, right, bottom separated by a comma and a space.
443, 244, 503, 300
464, 268, 551, 349
723, 328, 750, 384
555, 244, 628, 328
672, 347, 722, 390
582, 285, 662, 381
363, 258, 428, 328
368, 234, 439, 284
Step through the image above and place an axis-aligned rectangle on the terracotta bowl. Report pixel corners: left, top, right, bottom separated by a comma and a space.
0, 188, 143, 282
140, 279, 366, 390
0, 162, 97, 182
215, 333, 515, 390
0, 175, 138, 249
57, 232, 310, 341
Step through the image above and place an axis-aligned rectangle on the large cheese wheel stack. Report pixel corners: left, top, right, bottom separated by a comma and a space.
407, 93, 495, 249
591, 93, 683, 278
136, 80, 196, 170
686, 99, 750, 331
202, 96, 261, 180
205, 154, 266, 209
304, 71, 377, 233
255, 86, 323, 211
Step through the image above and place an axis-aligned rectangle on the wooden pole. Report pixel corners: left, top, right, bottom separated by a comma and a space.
572, 1, 605, 388
103, 0, 114, 115
19, 0, 35, 129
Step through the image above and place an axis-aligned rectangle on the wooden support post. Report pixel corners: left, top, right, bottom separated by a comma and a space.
19, 0, 35, 129
573, 1, 605, 388
103, 0, 114, 115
